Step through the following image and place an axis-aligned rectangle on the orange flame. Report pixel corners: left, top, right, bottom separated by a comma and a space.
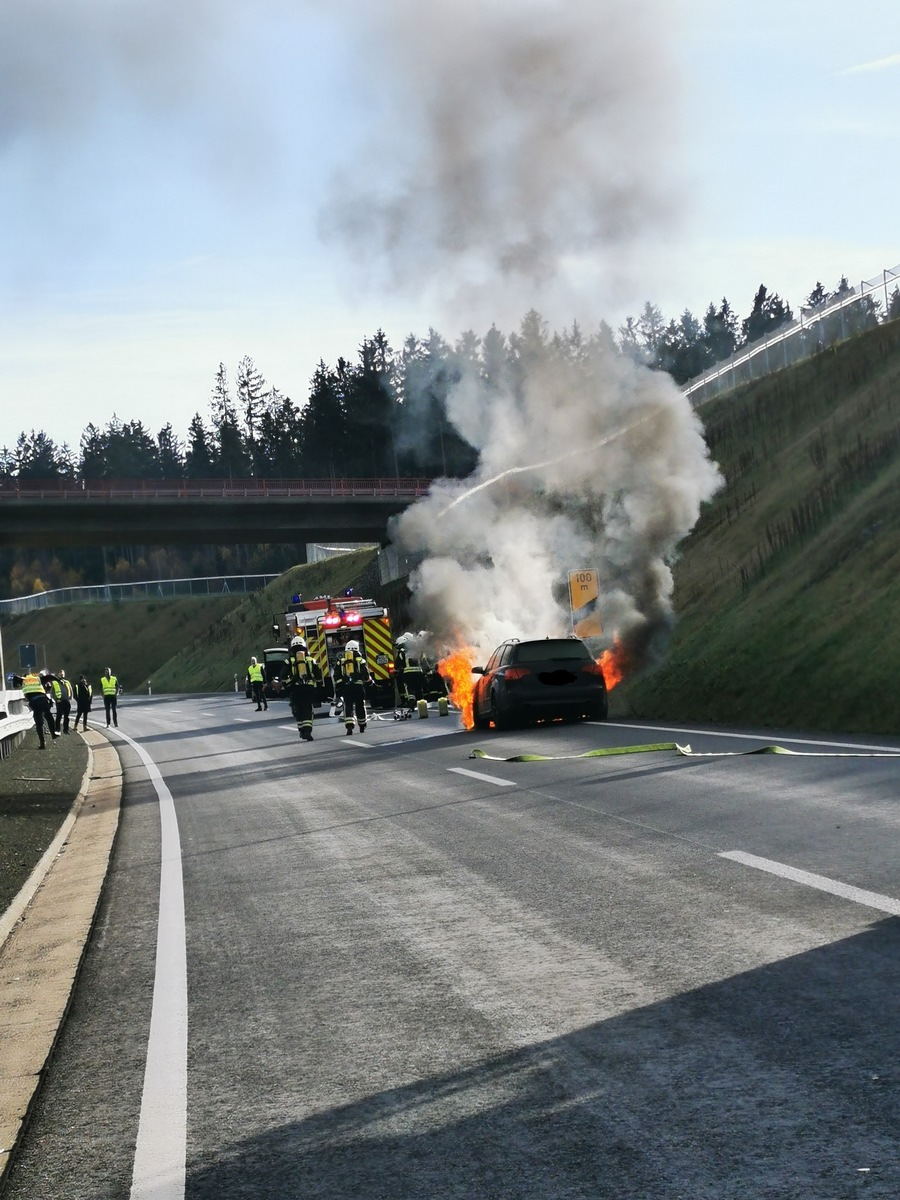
598, 637, 630, 690
437, 646, 478, 729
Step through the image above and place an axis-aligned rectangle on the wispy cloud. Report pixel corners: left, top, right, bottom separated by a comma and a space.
840, 52, 900, 76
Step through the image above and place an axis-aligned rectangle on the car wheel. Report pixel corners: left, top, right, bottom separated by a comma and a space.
472, 703, 490, 731
491, 693, 513, 731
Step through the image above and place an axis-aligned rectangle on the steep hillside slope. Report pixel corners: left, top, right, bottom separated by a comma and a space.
149, 547, 390, 692
622, 318, 900, 735
1, 594, 244, 693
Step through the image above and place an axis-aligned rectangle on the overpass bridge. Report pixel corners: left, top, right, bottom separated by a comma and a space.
0, 478, 432, 549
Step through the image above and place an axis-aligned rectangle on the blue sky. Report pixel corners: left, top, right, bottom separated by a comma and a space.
1, 0, 898, 456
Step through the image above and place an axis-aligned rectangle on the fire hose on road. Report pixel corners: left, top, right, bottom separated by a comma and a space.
470, 742, 900, 762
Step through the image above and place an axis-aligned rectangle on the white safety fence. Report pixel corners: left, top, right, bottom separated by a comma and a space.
685, 263, 900, 405
0, 574, 279, 616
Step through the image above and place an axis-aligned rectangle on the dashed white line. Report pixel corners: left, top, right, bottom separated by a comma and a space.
448, 767, 518, 788
340, 738, 374, 749
720, 851, 900, 916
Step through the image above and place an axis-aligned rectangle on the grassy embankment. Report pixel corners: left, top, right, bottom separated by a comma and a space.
620, 317, 900, 736
0, 548, 403, 696
4, 318, 900, 736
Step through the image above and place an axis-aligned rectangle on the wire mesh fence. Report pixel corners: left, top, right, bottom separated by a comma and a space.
0, 575, 279, 616
685, 264, 900, 405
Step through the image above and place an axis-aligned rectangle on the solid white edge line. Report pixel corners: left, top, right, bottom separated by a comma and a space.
605, 720, 899, 754
448, 767, 518, 788
720, 851, 900, 916
114, 730, 188, 1200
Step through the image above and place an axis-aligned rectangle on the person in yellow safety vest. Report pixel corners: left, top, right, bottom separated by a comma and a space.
100, 668, 119, 728
73, 675, 93, 732
288, 636, 324, 742
248, 656, 268, 711
50, 668, 74, 734
14, 670, 58, 749
337, 640, 370, 735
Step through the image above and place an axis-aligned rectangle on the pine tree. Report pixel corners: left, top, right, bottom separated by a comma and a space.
157, 423, 184, 478
236, 355, 268, 474
184, 413, 216, 479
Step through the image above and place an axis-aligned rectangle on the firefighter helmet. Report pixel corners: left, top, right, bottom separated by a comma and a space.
291, 636, 307, 652
345, 640, 359, 653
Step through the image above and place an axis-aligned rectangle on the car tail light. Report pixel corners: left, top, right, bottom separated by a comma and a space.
583, 662, 606, 679
504, 667, 531, 681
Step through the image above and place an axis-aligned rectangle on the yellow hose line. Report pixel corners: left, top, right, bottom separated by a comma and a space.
469, 742, 900, 763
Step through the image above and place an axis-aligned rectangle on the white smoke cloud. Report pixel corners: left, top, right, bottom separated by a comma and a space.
392, 330, 722, 666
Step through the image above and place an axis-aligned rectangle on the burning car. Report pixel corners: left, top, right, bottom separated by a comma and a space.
470, 636, 608, 731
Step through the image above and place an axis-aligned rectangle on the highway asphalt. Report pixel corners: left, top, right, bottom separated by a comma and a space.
2, 695, 900, 1198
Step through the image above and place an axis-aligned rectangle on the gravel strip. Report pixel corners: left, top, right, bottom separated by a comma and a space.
0, 728, 89, 913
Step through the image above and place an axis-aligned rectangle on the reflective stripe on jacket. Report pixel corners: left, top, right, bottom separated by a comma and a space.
101, 675, 118, 696
21, 673, 44, 696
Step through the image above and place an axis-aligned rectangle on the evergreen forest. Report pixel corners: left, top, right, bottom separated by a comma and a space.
3, 275, 898, 600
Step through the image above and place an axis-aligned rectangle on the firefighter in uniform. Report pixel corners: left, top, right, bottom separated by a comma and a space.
395, 640, 425, 704
337, 640, 370, 734
248, 656, 268, 711
288, 637, 323, 742
15, 670, 58, 749
51, 669, 74, 733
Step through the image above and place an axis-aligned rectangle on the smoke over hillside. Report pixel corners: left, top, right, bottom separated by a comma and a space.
391, 326, 721, 668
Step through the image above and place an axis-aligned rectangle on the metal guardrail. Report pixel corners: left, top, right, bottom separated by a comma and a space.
0, 691, 32, 758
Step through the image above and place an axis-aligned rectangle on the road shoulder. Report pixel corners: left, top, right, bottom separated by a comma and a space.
0, 730, 122, 1186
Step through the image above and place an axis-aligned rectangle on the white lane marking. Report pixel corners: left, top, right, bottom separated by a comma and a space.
112, 730, 187, 1200
606, 720, 900, 755
234, 718, 251, 723
448, 767, 518, 788
720, 851, 900, 916
340, 738, 374, 749
279, 725, 296, 732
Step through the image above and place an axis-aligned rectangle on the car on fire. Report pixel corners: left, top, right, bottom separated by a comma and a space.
470, 636, 608, 731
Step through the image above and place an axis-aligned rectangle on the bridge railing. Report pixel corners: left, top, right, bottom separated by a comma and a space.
0, 478, 434, 501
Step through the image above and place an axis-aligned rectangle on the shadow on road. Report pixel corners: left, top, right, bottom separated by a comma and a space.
185, 919, 900, 1199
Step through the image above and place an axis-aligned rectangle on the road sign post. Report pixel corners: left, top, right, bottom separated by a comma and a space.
568, 570, 603, 638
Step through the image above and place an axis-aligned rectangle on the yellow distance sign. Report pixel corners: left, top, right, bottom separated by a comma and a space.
568, 569, 603, 638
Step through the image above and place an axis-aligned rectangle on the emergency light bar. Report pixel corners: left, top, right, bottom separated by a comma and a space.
319, 610, 364, 628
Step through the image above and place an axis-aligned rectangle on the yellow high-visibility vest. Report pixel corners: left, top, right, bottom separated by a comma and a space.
21, 673, 44, 696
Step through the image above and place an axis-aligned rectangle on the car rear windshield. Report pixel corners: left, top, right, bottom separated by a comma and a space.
514, 639, 591, 663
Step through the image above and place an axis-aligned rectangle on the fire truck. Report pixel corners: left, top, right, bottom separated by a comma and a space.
279, 592, 398, 710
